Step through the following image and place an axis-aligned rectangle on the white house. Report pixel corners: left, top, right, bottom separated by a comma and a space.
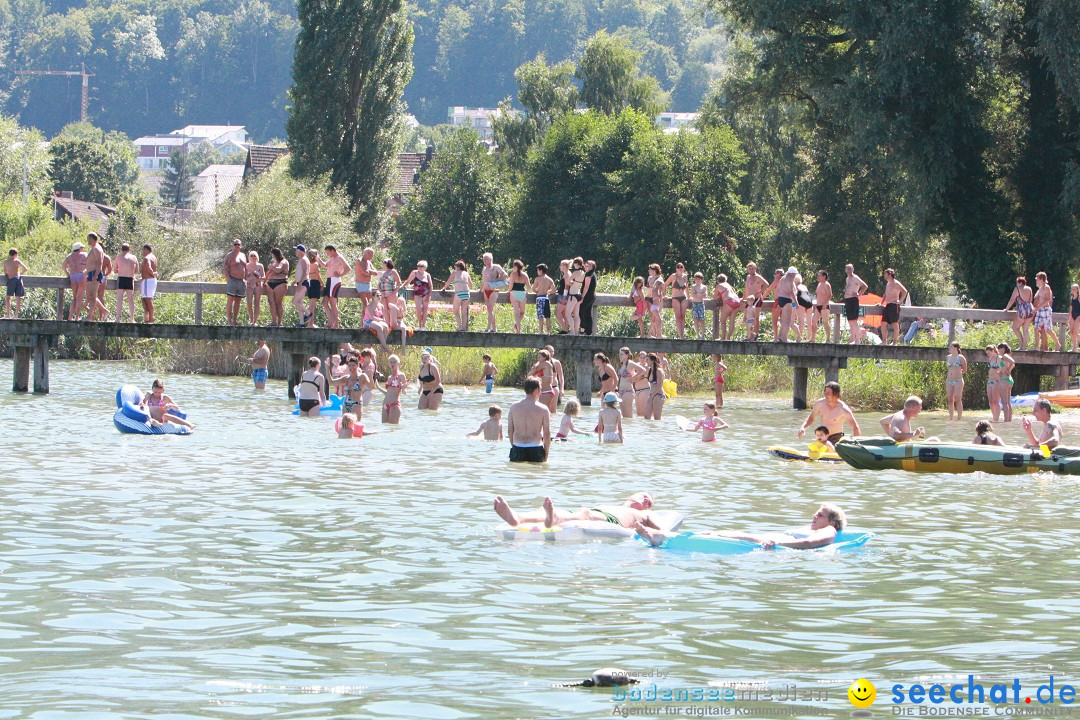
133, 125, 249, 170
446, 107, 516, 142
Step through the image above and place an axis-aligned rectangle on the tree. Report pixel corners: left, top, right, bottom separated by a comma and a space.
287, 0, 413, 240
159, 149, 196, 209
575, 30, 669, 117
492, 53, 579, 166
48, 122, 142, 205
395, 129, 509, 272
0, 114, 50, 200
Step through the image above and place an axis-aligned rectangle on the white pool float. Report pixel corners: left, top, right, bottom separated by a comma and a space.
496, 510, 683, 541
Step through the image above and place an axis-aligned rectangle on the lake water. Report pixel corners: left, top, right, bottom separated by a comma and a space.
1, 360, 1079, 719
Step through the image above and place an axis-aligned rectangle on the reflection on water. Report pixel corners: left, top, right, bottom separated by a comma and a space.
1, 360, 1079, 719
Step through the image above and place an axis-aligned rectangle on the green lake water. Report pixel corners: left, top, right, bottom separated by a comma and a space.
1, 360, 1078, 719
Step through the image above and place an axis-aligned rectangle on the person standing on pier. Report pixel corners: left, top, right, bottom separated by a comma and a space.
811, 270, 833, 342
223, 239, 246, 326
797, 381, 862, 445
140, 244, 157, 324
880, 268, 908, 345
1032, 271, 1058, 352
580, 259, 598, 335
4, 248, 28, 319
532, 264, 556, 334
715, 274, 740, 340
1004, 276, 1035, 350
62, 242, 88, 320
842, 264, 868, 345
84, 233, 110, 321
354, 248, 377, 320
480, 252, 509, 333
113, 244, 138, 323
320, 245, 349, 329
291, 245, 312, 327
774, 267, 798, 342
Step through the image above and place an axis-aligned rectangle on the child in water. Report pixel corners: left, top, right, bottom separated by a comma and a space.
327, 354, 346, 397
556, 398, 591, 440
972, 420, 1004, 446
687, 402, 728, 442
480, 355, 498, 394
338, 412, 359, 439
597, 392, 623, 444
467, 406, 504, 441
808, 425, 835, 454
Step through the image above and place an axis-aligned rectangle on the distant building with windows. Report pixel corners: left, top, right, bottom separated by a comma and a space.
133, 125, 248, 170
656, 112, 699, 133
446, 107, 515, 142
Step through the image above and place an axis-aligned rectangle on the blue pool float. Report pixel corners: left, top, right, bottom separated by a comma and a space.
112, 385, 193, 435
644, 529, 874, 555
292, 394, 344, 415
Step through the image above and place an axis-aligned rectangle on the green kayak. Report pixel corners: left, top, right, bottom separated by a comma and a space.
834, 437, 1080, 475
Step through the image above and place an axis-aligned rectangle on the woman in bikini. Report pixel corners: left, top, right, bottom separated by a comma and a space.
1004, 276, 1035, 350
665, 263, 690, 339
616, 347, 644, 419
402, 260, 433, 330
714, 274, 741, 341
359, 347, 378, 406
62, 243, 88, 320
594, 352, 618, 399
629, 276, 647, 337
244, 251, 265, 325
644, 353, 666, 420
441, 260, 471, 331
379, 354, 407, 424
378, 259, 402, 330
712, 354, 728, 408
632, 350, 652, 417
566, 257, 585, 335
296, 357, 327, 417
507, 260, 531, 333
944, 341, 967, 421
265, 248, 289, 326
647, 263, 664, 339
985, 345, 1003, 423
1069, 284, 1080, 352
342, 354, 370, 421
417, 349, 444, 411
530, 349, 558, 412
996, 343, 1016, 423
142, 379, 196, 429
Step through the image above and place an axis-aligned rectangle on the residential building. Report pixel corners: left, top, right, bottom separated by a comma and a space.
133, 125, 249, 171
389, 148, 434, 217
243, 144, 290, 182
194, 164, 245, 212
52, 191, 115, 235
446, 107, 515, 142
656, 112, 699, 133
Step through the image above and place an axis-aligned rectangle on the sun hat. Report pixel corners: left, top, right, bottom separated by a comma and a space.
603, 391, 619, 403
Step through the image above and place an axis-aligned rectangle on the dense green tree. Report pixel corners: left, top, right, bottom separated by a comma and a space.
0, 114, 50, 200
159, 149, 196, 209
576, 30, 668, 116
395, 129, 509, 273
47, 122, 141, 205
287, 0, 413, 240
492, 54, 578, 165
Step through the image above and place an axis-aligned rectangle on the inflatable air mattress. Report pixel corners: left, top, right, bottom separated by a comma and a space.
292, 394, 344, 415
497, 510, 683, 541
767, 445, 842, 462
649, 529, 874, 555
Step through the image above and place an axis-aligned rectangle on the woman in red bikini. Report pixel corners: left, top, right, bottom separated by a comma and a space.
379, 354, 407, 424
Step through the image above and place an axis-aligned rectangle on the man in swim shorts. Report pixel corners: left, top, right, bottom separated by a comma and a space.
879, 396, 925, 441
635, 504, 846, 550
113, 243, 139, 323
84, 232, 110, 320
507, 377, 551, 462
4, 248, 28, 319
321, 244, 349, 329
775, 266, 798, 342
797, 381, 861, 445
140, 244, 158, 323
843, 263, 868, 344
1023, 399, 1062, 450
354, 247, 376, 319
493, 491, 660, 529
1032, 271, 1057, 352
223, 239, 246, 326
811, 270, 832, 342
62, 241, 88, 320
249, 339, 271, 390
880, 268, 908, 345
532, 263, 555, 334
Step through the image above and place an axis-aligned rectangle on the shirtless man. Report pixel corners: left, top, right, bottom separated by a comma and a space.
1023, 399, 1062, 450
320, 244, 349, 329
291, 244, 311, 326
774, 267, 798, 342
506, 378, 551, 462
880, 268, 908, 345
879, 396, 925, 441
140, 244, 158, 323
842, 263, 869, 344
743, 262, 770, 338
84, 232, 110, 320
354, 247, 377, 319
4, 248, 28, 319
223, 239, 246, 326
481, 252, 508, 333
113, 243, 138, 322
811, 270, 832, 342
532, 264, 556, 334
1032, 271, 1058, 352
636, 504, 846, 550
494, 491, 659, 529
797, 381, 862, 445
249, 339, 271, 390
62, 241, 88, 320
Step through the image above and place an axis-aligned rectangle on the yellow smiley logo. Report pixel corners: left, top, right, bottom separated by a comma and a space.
848, 678, 876, 708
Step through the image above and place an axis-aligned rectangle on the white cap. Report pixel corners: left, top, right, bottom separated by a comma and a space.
786, 266, 797, 275
72, 242, 84, 250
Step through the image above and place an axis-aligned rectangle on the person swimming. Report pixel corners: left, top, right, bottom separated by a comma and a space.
555, 399, 591, 440
467, 405, 503, 441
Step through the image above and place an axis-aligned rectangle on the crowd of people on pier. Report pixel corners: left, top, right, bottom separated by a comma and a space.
4, 233, 1080, 352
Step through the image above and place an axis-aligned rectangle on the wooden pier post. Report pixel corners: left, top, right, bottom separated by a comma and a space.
32, 335, 50, 394
55, 288, 66, 320
789, 355, 847, 409
1054, 364, 1070, 391
832, 313, 842, 343
792, 366, 809, 410
825, 362, 840, 385
575, 349, 594, 406
282, 341, 308, 400
11, 343, 30, 392
194, 293, 203, 325
712, 303, 720, 340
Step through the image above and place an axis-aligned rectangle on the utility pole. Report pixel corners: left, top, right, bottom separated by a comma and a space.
15, 63, 95, 122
